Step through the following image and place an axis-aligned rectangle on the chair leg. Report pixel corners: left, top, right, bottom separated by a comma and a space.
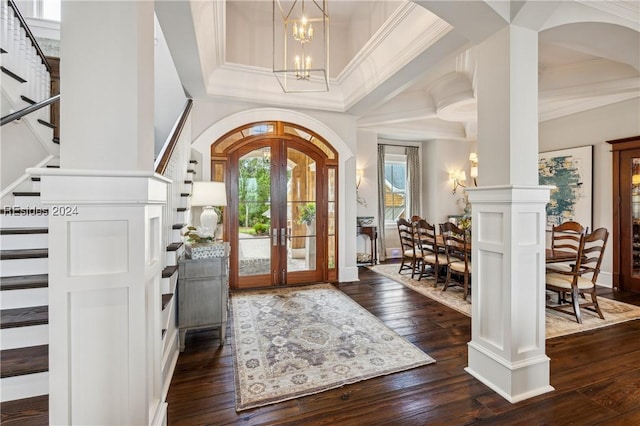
570, 287, 583, 324
590, 290, 605, 319
433, 264, 439, 287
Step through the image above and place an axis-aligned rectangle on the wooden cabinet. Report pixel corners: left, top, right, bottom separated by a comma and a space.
177, 245, 229, 351
608, 136, 640, 293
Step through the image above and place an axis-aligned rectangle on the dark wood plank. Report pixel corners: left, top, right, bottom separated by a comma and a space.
166, 265, 640, 425
0, 395, 48, 426
1, 305, 48, 329
0, 345, 48, 378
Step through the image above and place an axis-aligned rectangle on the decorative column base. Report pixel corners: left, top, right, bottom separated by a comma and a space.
466, 343, 553, 403
465, 185, 554, 403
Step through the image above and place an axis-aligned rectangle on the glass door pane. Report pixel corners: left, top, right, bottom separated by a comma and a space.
286, 147, 317, 273
632, 157, 640, 277
237, 148, 272, 279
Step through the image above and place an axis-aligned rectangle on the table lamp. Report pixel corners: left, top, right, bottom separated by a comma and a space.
191, 181, 227, 237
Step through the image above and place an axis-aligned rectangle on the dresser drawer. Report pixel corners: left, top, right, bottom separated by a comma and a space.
179, 257, 227, 278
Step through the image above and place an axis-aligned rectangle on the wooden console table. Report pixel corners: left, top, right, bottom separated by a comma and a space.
357, 226, 378, 265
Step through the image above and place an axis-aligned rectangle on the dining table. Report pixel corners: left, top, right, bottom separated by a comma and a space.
545, 248, 579, 264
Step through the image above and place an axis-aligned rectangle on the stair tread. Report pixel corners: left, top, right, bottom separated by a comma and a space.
1, 306, 48, 329
184, 180, 193, 184
0, 227, 48, 235
20, 95, 36, 105
167, 242, 183, 252
0, 66, 27, 83
162, 265, 178, 278
37, 119, 56, 129
172, 223, 187, 230
12, 192, 40, 197
162, 293, 174, 310
187, 169, 196, 174
189, 160, 198, 164
0, 274, 48, 290
0, 345, 48, 378
52, 137, 59, 144
0, 248, 48, 260
0, 395, 49, 425
45, 165, 59, 168
180, 192, 190, 197
31, 177, 41, 182
176, 207, 188, 212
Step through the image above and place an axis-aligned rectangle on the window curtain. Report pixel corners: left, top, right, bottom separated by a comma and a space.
377, 144, 387, 261
405, 146, 421, 219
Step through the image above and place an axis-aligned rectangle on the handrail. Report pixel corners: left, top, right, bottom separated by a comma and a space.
1, 94, 59, 126
7, 0, 51, 73
155, 99, 194, 175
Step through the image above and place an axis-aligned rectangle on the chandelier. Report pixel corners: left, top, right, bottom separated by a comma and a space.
273, 0, 329, 92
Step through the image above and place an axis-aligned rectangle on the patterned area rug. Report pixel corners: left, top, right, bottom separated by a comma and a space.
369, 263, 640, 339
231, 283, 435, 411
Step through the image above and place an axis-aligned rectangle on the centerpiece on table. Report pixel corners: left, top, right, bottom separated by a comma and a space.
184, 226, 225, 259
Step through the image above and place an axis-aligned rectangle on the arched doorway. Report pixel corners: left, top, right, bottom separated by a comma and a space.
212, 121, 338, 289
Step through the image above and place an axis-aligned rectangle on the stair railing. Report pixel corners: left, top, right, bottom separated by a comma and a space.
0, 93, 59, 126
155, 99, 194, 270
2, 0, 51, 102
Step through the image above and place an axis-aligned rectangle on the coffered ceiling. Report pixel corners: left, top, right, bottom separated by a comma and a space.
155, 0, 640, 142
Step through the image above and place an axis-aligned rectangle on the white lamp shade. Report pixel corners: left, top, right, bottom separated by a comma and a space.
191, 182, 227, 207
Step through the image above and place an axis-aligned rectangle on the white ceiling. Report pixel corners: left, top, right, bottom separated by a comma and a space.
156, 0, 640, 142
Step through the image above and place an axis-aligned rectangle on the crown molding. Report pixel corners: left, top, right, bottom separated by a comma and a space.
577, 0, 640, 29
206, 63, 346, 111
539, 92, 639, 122
338, 10, 452, 109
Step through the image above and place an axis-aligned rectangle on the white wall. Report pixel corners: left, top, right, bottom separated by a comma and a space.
422, 138, 474, 225
355, 129, 378, 255
154, 16, 187, 155
539, 97, 640, 285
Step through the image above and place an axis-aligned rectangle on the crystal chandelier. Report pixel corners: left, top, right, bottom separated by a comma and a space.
273, 0, 329, 92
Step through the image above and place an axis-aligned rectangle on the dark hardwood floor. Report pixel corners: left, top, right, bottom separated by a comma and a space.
167, 265, 640, 425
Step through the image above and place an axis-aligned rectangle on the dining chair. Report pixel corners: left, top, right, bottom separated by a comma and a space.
440, 222, 471, 301
547, 221, 587, 272
545, 227, 609, 323
414, 219, 447, 284
397, 218, 421, 277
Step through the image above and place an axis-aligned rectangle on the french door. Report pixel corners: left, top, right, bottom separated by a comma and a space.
229, 138, 328, 288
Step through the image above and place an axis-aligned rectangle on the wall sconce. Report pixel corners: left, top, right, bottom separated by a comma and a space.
450, 170, 467, 194
469, 152, 478, 186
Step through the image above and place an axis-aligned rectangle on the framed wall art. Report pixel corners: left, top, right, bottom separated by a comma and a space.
539, 145, 593, 231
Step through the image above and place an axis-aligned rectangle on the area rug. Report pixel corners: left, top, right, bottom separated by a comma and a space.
230, 283, 435, 411
369, 263, 640, 339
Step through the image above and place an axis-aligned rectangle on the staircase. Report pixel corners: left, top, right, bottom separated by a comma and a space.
1, 2, 196, 421
0, 165, 195, 423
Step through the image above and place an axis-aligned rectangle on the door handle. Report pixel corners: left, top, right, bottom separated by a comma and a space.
272, 228, 278, 246
281, 228, 286, 246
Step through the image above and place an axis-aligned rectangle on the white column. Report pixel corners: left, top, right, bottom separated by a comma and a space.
465, 25, 554, 402
39, 1, 166, 424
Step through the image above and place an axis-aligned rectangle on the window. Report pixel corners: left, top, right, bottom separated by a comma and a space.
35, 0, 61, 21
383, 154, 407, 224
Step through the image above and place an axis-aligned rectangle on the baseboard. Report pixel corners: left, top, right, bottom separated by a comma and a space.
339, 266, 358, 282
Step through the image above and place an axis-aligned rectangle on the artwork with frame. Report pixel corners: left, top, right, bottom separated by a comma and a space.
538, 145, 593, 231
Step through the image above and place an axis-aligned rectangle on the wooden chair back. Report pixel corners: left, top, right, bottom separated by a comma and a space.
397, 218, 419, 275
551, 221, 587, 253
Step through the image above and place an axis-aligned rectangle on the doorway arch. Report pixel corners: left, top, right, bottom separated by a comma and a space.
211, 121, 339, 289
190, 108, 357, 283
